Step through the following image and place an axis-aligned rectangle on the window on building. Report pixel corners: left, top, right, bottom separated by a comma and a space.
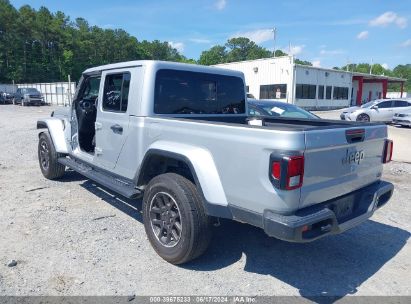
326, 86, 332, 99
296, 84, 316, 99
154, 69, 245, 114
259, 84, 287, 99
103, 72, 130, 112
318, 85, 324, 99
333, 87, 349, 100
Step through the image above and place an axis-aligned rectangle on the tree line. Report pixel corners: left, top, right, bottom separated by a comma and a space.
0, 0, 409, 90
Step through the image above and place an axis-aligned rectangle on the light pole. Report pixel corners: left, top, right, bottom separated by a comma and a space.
272, 28, 277, 58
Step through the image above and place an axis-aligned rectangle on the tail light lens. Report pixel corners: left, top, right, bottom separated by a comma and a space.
286, 156, 305, 190
270, 155, 304, 190
383, 139, 393, 163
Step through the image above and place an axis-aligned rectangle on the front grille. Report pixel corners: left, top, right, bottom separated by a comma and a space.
29, 95, 41, 98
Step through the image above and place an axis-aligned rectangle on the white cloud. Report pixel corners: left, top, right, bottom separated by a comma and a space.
381, 63, 389, 70
319, 49, 345, 55
396, 16, 408, 29
312, 60, 321, 68
369, 11, 408, 28
168, 41, 185, 53
189, 38, 212, 44
401, 39, 411, 47
288, 44, 305, 56
214, 0, 227, 10
230, 29, 274, 44
357, 30, 369, 40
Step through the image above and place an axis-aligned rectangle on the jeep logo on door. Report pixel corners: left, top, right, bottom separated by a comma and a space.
342, 150, 365, 165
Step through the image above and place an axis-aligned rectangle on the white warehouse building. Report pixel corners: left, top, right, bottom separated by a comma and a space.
214, 56, 406, 110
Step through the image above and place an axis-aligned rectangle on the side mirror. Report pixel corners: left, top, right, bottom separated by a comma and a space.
371, 105, 378, 110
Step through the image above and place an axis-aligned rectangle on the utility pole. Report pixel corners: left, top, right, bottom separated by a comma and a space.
272, 28, 277, 58
369, 59, 373, 75
67, 74, 72, 107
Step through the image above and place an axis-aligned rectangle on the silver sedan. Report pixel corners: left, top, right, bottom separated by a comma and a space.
340, 99, 411, 122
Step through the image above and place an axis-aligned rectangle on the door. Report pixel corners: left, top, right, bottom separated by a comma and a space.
94, 70, 131, 169
393, 99, 411, 114
373, 100, 394, 122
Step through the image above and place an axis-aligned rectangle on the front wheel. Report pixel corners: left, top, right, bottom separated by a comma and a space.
356, 113, 370, 122
142, 173, 212, 264
38, 132, 66, 179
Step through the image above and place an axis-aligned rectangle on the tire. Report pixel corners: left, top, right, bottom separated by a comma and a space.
142, 173, 212, 264
38, 132, 66, 180
356, 113, 370, 122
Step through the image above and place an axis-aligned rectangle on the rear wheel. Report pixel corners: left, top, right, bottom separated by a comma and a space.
142, 173, 212, 264
356, 113, 370, 122
38, 132, 66, 179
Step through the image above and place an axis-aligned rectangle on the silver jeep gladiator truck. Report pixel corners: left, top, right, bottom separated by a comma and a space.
37, 60, 394, 264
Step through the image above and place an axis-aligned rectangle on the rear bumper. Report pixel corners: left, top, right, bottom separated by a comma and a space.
262, 180, 393, 242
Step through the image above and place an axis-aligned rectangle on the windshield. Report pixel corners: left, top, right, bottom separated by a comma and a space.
361, 100, 379, 108
249, 101, 318, 119
22, 88, 40, 94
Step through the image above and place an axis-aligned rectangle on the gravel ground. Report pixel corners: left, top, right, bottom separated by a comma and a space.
0, 105, 410, 299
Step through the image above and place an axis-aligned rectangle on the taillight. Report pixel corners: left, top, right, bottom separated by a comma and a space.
383, 139, 393, 163
270, 155, 304, 190
286, 156, 304, 190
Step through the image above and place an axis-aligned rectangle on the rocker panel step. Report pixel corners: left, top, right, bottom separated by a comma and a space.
58, 157, 142, 199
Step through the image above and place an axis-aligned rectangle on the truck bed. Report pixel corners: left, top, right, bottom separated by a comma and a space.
170, 115, 383, 131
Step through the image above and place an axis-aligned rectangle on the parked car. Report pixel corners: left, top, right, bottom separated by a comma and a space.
37, 61, 393, 264
248, 99, 319, 119
0, 92, 5, 104
4, 92, 14, 103
13, 88, 45, 106
340, 99, 411, 122
393, 109, 411, 127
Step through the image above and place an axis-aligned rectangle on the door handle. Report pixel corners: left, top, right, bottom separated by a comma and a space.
110, 124, 123, 134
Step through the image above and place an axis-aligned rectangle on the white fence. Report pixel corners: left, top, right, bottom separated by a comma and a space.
386, 92, 409, 99
17, 82, 77, 106
0, 84, 17, 94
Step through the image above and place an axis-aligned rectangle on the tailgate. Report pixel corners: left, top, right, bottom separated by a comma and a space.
300, 124, 387, 208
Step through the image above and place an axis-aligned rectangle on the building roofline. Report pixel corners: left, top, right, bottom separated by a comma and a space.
351, 71, 406, 82
213, 55, 292, 66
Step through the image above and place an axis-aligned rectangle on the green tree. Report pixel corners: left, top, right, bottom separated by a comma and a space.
225, 37, 271, 62
198, 45, 227, 65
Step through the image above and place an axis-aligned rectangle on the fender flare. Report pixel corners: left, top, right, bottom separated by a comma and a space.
37, 118, 69, 154
138, 142, 231, 218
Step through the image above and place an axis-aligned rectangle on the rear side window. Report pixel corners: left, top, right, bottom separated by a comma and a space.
394, 100, 410, 107
154, 69, 245, 114
103, 72, 131, 112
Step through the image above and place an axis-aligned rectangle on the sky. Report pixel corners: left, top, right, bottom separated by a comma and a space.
10, 0, 411, 69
